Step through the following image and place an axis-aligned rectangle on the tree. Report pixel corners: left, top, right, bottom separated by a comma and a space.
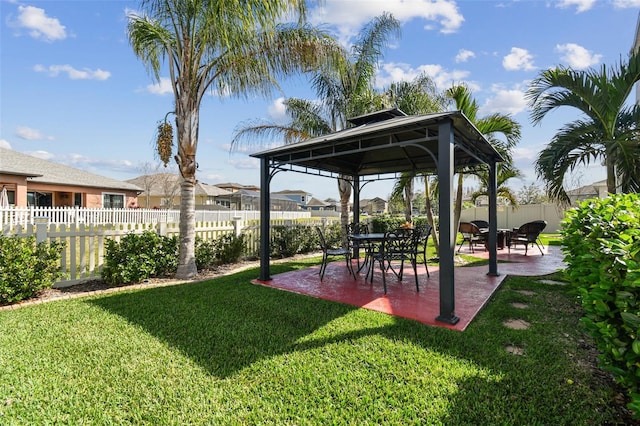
516, 183, 550, 205
232, 13, 401, 246
469, 163, 522, 206
383, 73, 445, 252
445, 84, 521, 230
526, 51, 640, 204
128, 0, 340, 278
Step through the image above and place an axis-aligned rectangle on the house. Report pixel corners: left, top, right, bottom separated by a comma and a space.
566, 179, 608, 204
360, 197, 388, 215
304, 197, 336, 211
126, 173, 233, 209
0, 147, 141, 208
273, 189, 313, 207
214, 188, 299, 211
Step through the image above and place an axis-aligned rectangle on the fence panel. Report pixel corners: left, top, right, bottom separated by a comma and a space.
459, 203, 568, 233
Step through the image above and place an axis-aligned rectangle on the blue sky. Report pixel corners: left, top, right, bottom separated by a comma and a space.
1, 0, 639, 201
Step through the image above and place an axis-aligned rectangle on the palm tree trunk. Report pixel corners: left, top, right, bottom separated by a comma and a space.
453, 173, 464, 236
606, 155, 616, 194
404, 179, 413, 223
174, 105, 199, 279
424, 176, 439, 256
338, 175, 352, 248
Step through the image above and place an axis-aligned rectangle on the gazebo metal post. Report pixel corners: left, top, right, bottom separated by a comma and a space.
259, 157, 271, 281
487, 161, 499, 276
352, 174, 361, 259
436, 118, 459, 325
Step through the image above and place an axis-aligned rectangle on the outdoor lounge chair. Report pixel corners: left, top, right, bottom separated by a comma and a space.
509, 220, 547, 255
457, 222, 487, 253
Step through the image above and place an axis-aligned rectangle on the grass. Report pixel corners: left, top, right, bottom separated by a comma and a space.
0, 255, 631, 425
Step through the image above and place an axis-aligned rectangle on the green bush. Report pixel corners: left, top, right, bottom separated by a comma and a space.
196, 233, 246, 270
215, 233, 246, 265
0, 236, 64, 304
561, 193, 640, 415
102, 231, 178, 285
270, 225, 319, 258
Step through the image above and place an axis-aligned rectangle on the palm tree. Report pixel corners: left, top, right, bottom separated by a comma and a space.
526, 51, 640, 203
127, 0, 340, 278
233, 13, 401, 244
445, 84, 521, 230
470, 163, 522, 206
383, 73, 445, 252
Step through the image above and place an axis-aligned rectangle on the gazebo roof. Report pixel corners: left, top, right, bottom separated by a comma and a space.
251, 110, 504, 177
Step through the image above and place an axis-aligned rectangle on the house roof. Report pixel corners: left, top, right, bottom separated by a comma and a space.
0, 147, 142, 192
305, 197, 329, 207
126, 174, 233, 197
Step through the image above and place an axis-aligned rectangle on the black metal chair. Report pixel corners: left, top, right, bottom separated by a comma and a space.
316, 226, 355, 281
411, 223, 431, 278
369, 228, 419, 293
457, 222, 487, 253
346, 222, 372, 272
509, 220, 547, 255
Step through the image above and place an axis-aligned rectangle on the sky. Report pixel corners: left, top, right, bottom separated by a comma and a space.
1, 0, 639, 202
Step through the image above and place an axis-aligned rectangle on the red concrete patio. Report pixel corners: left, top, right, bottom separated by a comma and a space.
253, 244, 565, 332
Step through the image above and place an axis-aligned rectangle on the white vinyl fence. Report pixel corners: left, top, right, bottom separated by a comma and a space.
2, 215, 334, 288
460, 203, 569, 233
0, 206, 312, 229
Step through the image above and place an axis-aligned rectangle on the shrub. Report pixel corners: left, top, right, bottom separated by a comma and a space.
102, 231, 178, 285
270, 225, 319, 258
215, 233, 245, 265
196, 233, 246, 270
561, 193, 640, 415
0, 236, 64, 304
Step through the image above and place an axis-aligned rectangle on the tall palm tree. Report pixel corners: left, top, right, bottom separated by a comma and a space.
445, 84, 521, 230
232, 13, 401, 244
383, 73, 445, 252
127, 0, 340, 278
526, 51, 640, 203
470, 163, 522, 206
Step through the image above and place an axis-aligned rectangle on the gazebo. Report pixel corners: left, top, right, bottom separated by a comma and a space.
250, 108, 504, 325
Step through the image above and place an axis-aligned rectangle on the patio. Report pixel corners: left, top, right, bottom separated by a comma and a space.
253, 244, 565, 331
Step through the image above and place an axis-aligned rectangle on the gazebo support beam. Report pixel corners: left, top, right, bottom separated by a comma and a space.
259, 157, 271, 281
488, 161, 499, 276
436, 118, 459, 325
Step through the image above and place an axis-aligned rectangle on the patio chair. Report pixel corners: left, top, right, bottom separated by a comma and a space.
411, 223, 431, 278
316, 226, 355, 281
369, 228, 419, 293
346, 222, 373, 271
471, 220, 489, 230
457, 222, 487, 253
509, 220, 547, 255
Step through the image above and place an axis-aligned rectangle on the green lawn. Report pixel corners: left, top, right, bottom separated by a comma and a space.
0, 258, 630, 424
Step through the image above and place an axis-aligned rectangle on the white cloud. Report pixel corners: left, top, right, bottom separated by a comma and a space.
455, 49, 475, 63
14, 5, 67, 42
229, 157, 260, 169
479, 87, 528, 116
15, 126, 54, 141
268, 97, 289, 123
555, 0, 596, 13
376, 62, 473, 92
33, 64, 111, 80
0, 139, 12, 149
613, 0, 640, 7
145, 77, 173, 95
502, 47, 535, 71
310, 0, 464, 43
555, 43, 601, 69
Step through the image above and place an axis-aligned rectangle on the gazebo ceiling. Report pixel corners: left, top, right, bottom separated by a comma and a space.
251, 110, 504, 177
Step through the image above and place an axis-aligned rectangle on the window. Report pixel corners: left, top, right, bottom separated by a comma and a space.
7, 190, 15, 205
103, 193, 124, 208
27, 191, 52, 207
74, 193, 83, 207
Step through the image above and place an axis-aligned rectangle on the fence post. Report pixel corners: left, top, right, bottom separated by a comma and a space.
34, 216, 49, 243
157, 218, 167, 236
232, 216, 242, 237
